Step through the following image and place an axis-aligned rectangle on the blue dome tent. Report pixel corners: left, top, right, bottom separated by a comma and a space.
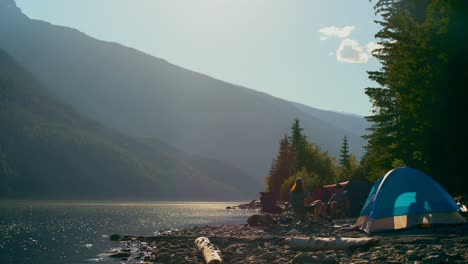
353, 167, 467, 233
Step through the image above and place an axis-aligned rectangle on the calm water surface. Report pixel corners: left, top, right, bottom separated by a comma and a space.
0, 201, 257, 264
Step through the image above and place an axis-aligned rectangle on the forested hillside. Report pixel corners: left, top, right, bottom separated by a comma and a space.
0, 0, 368, 182
0, 49, 259, 200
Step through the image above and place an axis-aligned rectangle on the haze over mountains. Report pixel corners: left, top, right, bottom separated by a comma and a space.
0, 0, 369, 199
0, 49, 262, 200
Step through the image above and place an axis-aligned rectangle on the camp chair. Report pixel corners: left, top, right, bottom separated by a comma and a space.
291, 200, 329, 224
329, 191, 350, 219
288, 192, 311, 224
335, 198, 350, 219
311, 200, 330, 223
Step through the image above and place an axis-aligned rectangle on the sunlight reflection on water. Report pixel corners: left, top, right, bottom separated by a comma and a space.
0, 201, 257, 264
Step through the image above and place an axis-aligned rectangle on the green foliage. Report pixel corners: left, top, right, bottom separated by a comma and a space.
279, 175, 297, 201
336, 154, 360, 182
351, 153, 379, 181
289, 119, 337, 179
267, 119, 340, 201
365, 0, 467, 194
265, 135, 295, 198
339, 135, 350, 168
303, 142, 337, 184
391, 159, 407, 168
278, 168, 322, 201
289, 118, 308, 171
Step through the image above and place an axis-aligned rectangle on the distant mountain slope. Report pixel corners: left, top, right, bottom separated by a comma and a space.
0, 0, 369, 182
0, 49, 259, 200
291, 102, 369, 139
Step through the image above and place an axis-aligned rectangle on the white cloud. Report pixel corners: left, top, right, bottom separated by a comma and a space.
366, 42, 384, 55
318, 26, 355, 40
336, 39, 370, 64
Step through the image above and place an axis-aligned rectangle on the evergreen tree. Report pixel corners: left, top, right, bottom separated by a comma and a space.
365, 0, 467, 193
265, 135, 295, 200
443, 0, 468, 195
266, 119, 339, 200
339, 135, 350, 169
289, 118, 309, 172
290, 118, 337, 185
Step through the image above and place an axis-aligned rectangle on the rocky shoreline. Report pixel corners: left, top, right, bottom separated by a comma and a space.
105, 213, 468, 264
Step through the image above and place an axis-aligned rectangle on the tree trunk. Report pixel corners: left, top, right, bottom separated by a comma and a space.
288, 236, 378, 250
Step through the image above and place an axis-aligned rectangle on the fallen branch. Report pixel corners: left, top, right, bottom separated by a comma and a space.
195, 237, 222, 264
288, 236, 378, 251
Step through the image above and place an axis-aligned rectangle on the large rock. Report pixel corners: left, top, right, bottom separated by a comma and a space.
247, 214, 276, 226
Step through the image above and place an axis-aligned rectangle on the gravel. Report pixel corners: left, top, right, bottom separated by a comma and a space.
108, 215, 468, 263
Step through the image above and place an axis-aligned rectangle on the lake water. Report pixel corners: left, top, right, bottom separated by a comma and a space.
0, 201, 257, 264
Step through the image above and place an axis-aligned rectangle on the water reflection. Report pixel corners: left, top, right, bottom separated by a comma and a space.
0, 201, 256, 264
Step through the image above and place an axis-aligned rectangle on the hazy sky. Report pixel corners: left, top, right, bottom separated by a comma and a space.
16, 0, 382, 116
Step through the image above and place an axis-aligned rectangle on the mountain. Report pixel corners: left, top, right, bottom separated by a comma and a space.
0, 0, 369, 182
291, 102, 369, 139
0, 49, 260, 200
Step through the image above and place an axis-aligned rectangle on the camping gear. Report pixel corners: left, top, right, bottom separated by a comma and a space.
346, 179, 374, 217
311, 179, 373, 218
259, 192, 282, 214
353, 167, 467, 233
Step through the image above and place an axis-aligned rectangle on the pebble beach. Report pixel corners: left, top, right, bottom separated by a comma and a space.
106, 214, 468, 264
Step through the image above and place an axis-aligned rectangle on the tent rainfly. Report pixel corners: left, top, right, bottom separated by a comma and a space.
353, 167, 467, 233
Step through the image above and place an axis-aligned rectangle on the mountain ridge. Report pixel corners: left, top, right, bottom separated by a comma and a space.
0, 0, 369, 184
0, 48, 260, 200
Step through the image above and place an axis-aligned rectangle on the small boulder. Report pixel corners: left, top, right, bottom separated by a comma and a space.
109, 234, 121, 241
247, 214, 277, 226
292, 253, 321, 264
279, 215, 293, 224
108, 251, 131, 258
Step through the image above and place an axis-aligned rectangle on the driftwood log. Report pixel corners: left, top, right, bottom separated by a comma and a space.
194, 237, 222, 264
288, 236, 379, 251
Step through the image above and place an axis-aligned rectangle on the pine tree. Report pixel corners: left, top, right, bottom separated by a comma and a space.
364, 0, 467, 193
339, 135, 350, 169
266, 119, 340, 200
289, 118, 308, 171
265, 135, 295, 200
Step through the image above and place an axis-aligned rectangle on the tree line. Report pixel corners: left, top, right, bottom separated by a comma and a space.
364, 0, 467, 195
266, 0, 467, 198
265, 119, 361, 201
